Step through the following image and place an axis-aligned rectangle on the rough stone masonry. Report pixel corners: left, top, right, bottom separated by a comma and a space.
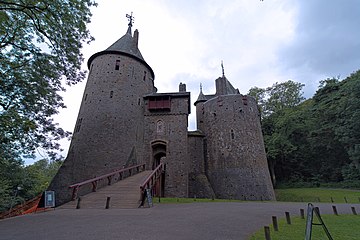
48, 17, 275, 206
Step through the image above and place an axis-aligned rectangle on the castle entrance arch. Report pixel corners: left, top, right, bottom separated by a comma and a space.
151, 140, 167, 170
151, 140, 167, 197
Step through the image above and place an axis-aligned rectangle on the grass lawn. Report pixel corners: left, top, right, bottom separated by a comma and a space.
250, 214, 360, 240
275, 188, 360, 203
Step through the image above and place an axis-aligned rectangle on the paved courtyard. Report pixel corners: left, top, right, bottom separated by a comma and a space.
0, 202, 359, 240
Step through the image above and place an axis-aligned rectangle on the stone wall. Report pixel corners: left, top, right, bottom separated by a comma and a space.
48, 53, 155, 206
188, 132, 215, 198
202, 94, 276, 200
143, 94, 190, 197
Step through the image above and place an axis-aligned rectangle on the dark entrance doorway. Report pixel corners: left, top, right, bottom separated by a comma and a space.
151, 140, 166, 197
151, 140, 167, 170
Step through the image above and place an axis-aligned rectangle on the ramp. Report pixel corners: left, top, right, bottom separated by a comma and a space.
61, 170, 152, 209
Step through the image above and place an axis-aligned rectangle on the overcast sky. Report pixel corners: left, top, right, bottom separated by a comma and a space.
29, 0, 360, 164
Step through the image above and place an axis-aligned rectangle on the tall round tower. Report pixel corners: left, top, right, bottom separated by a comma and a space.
49, 16, 155, 206
195, 75, 275, 201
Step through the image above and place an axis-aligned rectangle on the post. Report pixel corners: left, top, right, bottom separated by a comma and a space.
76, 197, 81, 209
272, 216, 278, 231
332, 205, 338, 215
285, 212, 291, 224
105, 196, 111, 209
264, 226, 271, 240
344, 197, 348, 203
300, 209, 305, 219
351, 207, 357, 215
331, 197, 334, 203
317, 197, 321, 202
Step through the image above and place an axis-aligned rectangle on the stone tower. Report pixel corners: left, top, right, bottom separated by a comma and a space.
48, 16, 155, 206
193, 75, 276, 201
48, 17, 275, 206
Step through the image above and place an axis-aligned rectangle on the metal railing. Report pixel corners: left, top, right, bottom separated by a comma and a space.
69, 163, 146, 200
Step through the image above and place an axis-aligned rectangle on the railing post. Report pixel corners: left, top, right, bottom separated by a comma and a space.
76, 197, 81, 209
105, 197, 111, 209
92, 181, 97, 192
72, 186, 79, 200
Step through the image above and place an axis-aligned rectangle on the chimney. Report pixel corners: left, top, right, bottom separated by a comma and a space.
179, 82, 186, 92
133, 29, 139, 47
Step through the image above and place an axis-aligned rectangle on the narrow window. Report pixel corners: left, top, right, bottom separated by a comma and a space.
231, 129, 235, 140
115, 60, 120, 70
143, 71, 147, 81
110, 91, 113, 98
75, 118, 83, 133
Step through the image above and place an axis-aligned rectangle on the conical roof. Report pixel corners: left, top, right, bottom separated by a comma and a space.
87, 24, 154, 79
194, 85, 208, 105
105, 26, 144, 61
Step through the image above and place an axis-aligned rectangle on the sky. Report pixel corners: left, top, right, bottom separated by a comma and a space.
29, 0, 360, 164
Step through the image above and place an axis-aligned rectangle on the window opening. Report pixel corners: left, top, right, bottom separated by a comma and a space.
115, 60, 120, 70
143, 71, 147, 81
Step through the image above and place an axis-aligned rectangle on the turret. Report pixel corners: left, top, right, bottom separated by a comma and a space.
48, 14, 155, 206
194, 84, 207, 132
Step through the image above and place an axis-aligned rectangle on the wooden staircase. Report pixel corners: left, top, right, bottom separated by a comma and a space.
61, 170, 152, 209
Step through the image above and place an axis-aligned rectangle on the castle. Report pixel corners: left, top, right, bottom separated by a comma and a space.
49, 16, 275, 206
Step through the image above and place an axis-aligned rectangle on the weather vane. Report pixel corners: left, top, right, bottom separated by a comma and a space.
221, 60, 225, 77
126, 12, 134, 27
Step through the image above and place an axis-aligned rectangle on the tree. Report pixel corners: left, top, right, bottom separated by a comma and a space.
0, 0, 97, 161
248, 80, 306, 185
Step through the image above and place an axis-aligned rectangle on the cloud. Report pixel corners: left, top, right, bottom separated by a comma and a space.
38, 0, 360, 163
278, 0, 360, 89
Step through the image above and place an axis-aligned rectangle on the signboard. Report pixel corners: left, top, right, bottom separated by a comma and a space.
44, 191, 55, 208
305, 203, 314, 240
305, 203, 333, 240
146, 188, 153, 207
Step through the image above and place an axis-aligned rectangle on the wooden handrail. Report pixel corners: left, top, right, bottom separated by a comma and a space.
140, 163, 164, 191
139, 163, 164, 207
69, 163, 146, 200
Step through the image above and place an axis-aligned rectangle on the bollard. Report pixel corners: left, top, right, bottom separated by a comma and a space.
351, 207, 357, 215
272, 216, 278, 231
194, 195, 197, 201
344, 197, 348, 203
300, 209, 305, 219
76, 197, 81, 209
264, 226, 271, 240
331, 197, 334, 203
105, 196, 111, 209
332, 205, 338, 215
285, 212, 291, 225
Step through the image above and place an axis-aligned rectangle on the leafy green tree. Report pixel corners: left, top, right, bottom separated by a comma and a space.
0, 0, 97, 161
248, 80, 305, 119
23, 159, 62, 199
248, 80, 306, 185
